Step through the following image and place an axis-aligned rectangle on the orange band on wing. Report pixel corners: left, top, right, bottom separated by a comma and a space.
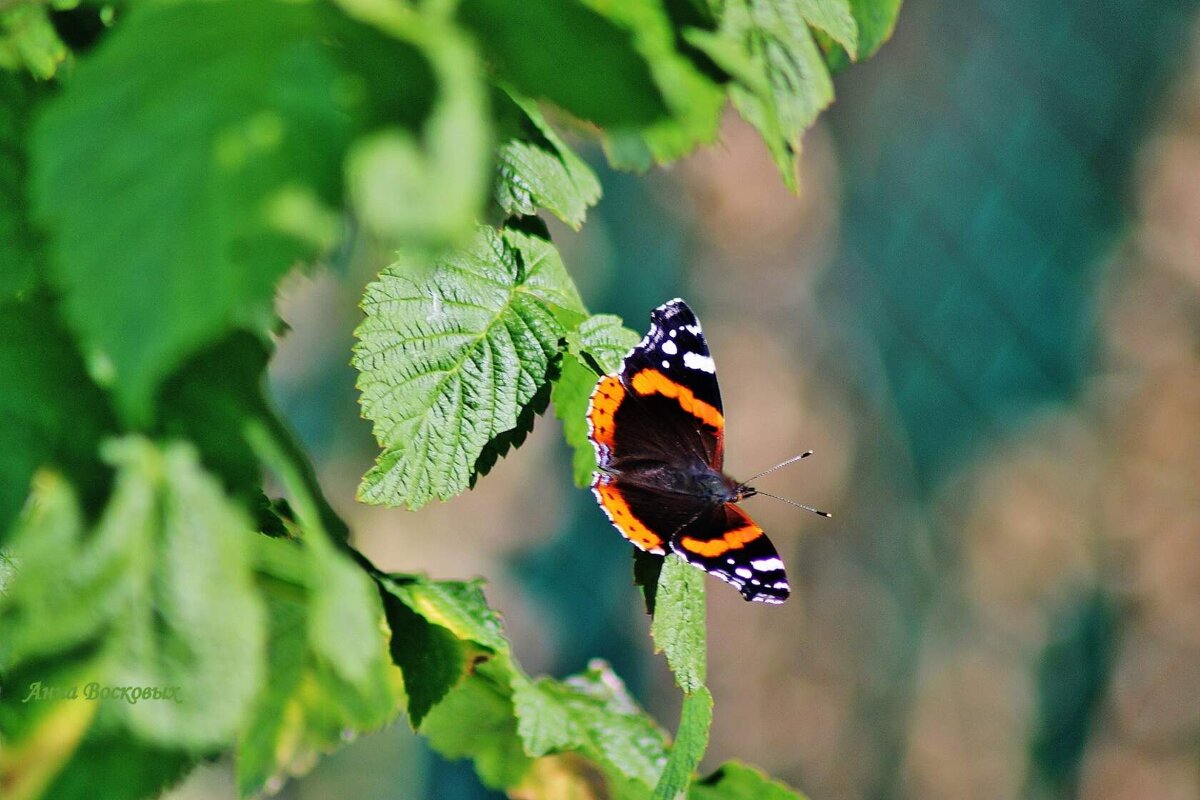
587, 376, 625, 449
593, 479, 664, 553
678, 523, 763, 557
629, 369, 723, 430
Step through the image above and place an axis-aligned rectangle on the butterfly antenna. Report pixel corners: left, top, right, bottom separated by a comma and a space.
744, 490, 832, 518
741, 450, 813, 484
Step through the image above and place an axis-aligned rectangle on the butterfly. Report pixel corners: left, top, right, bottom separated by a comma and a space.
586, 299, 828, 604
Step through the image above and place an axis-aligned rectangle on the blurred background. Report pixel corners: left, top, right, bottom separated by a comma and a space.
170, 0, 1200, 797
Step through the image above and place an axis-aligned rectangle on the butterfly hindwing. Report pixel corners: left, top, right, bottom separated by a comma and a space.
670, 504, 790, 604
591, 472, 710, 556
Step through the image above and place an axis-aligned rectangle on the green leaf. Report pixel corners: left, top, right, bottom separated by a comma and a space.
30, 0, 447, 424
0, 293, 116, 543
381, 575, 510, 654
99, 437, 266, 749
235, 534, 400, 796
494, 90, 602, 229
0, 438, 268, 754
511, 673, 575, 756
697, 0, 836, 189
376, 573, 513, 727
653, 687, 713, 800
381, 590, 468, 727
0, 472, 116, 669
0, 71, 43, 299
583, 0, 726, 165
689, 762, 808, 800
354, 225, 585, 509
0, 4, 69, 79
235, 589, 309, 796
511, 661, 670, 791
420, 660, 534, 791
797, 0, 858, 55
566, 314, 643, 376
650, 555, 708, 694
457, 0, 669, 128
244, 417, 400, 713
847, 0, 901, 59
552, 314, 640, 487
340, 2, 490, 246
235, 559, 399, 796
38, 706, 198, 800
154, 332, 273, 513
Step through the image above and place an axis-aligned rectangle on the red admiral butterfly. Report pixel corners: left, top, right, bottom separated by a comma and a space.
587, 299, 829, 604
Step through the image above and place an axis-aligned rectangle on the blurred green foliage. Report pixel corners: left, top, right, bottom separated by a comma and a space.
0, 0, 900, 798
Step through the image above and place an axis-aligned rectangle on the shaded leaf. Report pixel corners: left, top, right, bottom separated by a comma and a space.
382, 592, 468, 728
585, 0, 726, 165
354, 225, 584, 509
0, 71, 43, 299
154, 332, 273, 514
650, 556, 707, 694
0, 293, 116, 543
38, 706, 198, 800
633, 550, 665, 616
340, 1, 490, 246
653, 687, 713, 800
235, 536, 400, 797
420, 659, 534, 791
457, 0, 668, 127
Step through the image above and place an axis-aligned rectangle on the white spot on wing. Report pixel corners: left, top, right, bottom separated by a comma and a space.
661, 340, 678, 355
751, 557, 785, 571
682, 352, 715, 373
734, 567, 752, 579
661, 359, 670, 369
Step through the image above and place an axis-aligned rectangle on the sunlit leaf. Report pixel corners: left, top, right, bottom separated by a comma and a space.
651, 556, 708, 694
495, 90, 602, 229
653, 688, 712, 800
552, 314, 640, 488
355, 225, 584, 509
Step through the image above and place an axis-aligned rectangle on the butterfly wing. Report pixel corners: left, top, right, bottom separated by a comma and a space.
670, 503, 790, 604
587, 298, 790, 603
588, 299, 725, 471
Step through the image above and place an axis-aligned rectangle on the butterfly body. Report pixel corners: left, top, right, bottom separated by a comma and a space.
586, 299, 791, 604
